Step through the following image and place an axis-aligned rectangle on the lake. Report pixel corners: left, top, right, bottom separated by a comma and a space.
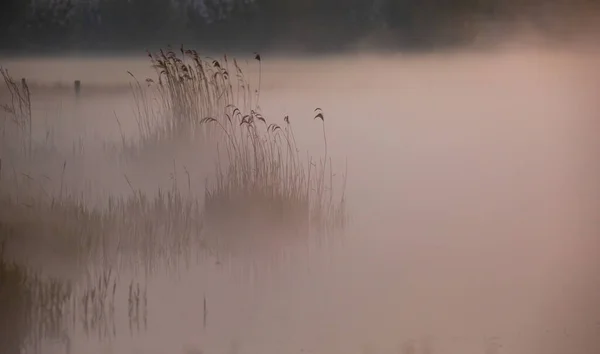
0, 45, 599, 354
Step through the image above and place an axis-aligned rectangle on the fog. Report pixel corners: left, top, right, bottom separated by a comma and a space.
1, 42, 600, 354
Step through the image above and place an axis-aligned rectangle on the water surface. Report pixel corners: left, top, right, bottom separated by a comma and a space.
1, 47, 599, 354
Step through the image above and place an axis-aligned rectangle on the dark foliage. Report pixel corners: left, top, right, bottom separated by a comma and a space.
0, 0, 596, 54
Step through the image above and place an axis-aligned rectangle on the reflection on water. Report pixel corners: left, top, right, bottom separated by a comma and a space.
1, 47, 600, 354
1, 244, 71, 354
0, 243, 151, 354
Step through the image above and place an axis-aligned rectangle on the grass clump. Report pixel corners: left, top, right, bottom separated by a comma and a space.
126, 47, 246, 158
0, 170, 203, 275
201, 107, 347, 235
1, 67, 32, 158
128, 47, 348, 248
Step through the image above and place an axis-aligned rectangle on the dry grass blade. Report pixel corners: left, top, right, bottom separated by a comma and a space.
0, 67, 33, 157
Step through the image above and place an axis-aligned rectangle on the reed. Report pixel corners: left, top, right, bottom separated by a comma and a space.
1, 46, 349, 272
0, 65, 206, 275
130, 47, 347, 239
0, 67, 32, 158
201, 106, 347, 235
126, 47, 247, 158
0, 170, 203, 275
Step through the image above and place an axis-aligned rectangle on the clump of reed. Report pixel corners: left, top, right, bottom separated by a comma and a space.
1, 67, 32, 158
201, 107, 347, 236
125, 46, 246, 160
1, 67, 82, 182
0, 69, 205, 276
0, 169, 204, 275
2, 45, 348, 269
131, 47, 348, 243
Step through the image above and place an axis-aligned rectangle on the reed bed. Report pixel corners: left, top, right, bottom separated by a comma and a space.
0, 63, 205, 278
0, 171, 203, 275
0, 49, 349, 349
202, 107, 347, 235
131, 47, 347, 241
2, 47, 348, 245
1, 46, 349, 276
125, 47, 246, 160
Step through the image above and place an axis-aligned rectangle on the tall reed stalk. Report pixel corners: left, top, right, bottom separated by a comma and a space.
1, 67, 32, 158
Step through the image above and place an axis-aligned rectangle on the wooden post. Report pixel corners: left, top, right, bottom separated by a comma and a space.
74, 80, 81, 97
21, 78, 26, 88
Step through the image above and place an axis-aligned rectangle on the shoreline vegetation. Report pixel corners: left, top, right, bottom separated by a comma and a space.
0, 46, 347, 351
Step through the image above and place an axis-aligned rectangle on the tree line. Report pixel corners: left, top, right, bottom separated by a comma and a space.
0, 0, 595, 54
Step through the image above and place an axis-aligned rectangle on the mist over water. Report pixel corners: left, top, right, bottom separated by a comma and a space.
1, 43, 600, 354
